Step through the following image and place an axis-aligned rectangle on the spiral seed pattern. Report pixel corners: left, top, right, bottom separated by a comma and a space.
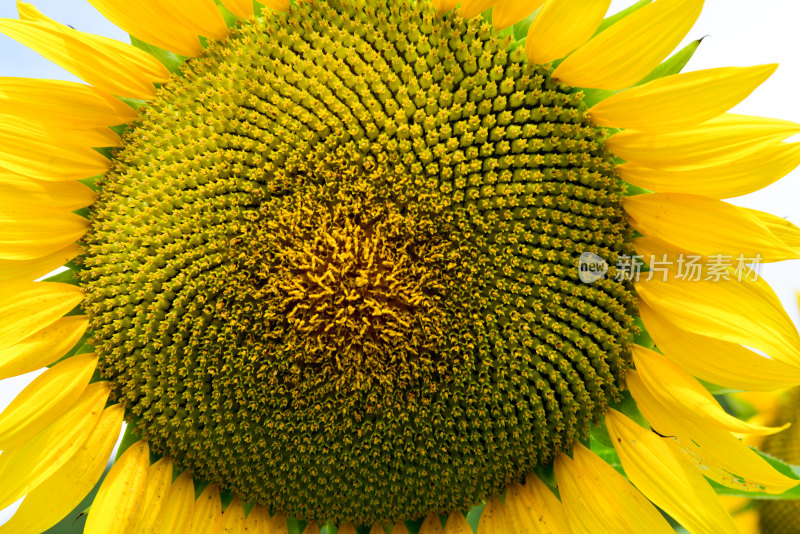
80, 0, 636, 524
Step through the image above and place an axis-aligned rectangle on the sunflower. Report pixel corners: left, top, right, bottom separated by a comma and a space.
3, 0, 800, 532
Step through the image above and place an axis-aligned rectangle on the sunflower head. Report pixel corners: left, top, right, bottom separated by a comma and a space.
78, 0, 636, 522
3, 0, 800, 532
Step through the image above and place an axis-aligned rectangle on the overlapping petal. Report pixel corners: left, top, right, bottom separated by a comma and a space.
0, 19, 170, 99
553, 0, 703, 90
590, 65, 777, 131
85, 440, 150, 534
525, 0, 611, 65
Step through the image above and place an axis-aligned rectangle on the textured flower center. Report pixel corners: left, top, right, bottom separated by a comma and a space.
79, 0, 636, 524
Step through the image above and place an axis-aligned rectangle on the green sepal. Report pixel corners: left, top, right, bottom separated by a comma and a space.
709, 448, 800, 500
532, 462, 558, 495
699, 381, 745, 396
287, 518, 306, 534
41, 267, 78, 285
636, 38, 704, 86
53, 339, 93, 366
129, 35, 186, 75
590, 419, 615, 449
512, 10, 538, 41
578, 88, 617, 109
723, 391, 759, 420
494, 25, 514, 39
589, 436, 625, 477
632, 317, 655, 349
610, 391, 649, 429
118, 96, 148, 110
466, 503, 485, 532
114, 419, 145, 461
214, 0, 240, 28
621, 181, 652, 197
79, 175, 101, 192
594, 0, 652, 36
110, 123, 130, 137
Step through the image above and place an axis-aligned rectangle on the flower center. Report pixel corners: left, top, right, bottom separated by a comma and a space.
80, 0, 636, 524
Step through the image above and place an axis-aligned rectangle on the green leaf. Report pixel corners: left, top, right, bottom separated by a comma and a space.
129, 35, 185, 75
594, 0, 652, 36
636, 38, 704, 86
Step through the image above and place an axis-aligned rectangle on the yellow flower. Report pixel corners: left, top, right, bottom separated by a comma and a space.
2, 0, 800, 532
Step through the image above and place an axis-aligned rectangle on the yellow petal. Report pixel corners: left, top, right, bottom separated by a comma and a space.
554, 442, 673, 534
0, 381, 110, 510
390, 523, 410, 534
627, 370, 800, 495
264, 513, 288, 534
154, 470, 195, 534
0, 20, 170, 99
0, 315, 88, 380
301, 520, 320, 534
618, 142, 800, 199
625, 193, 799, 261
419, 514, 445, 534
443, 512, 471, 534
220, 497, 246, 534
0, 352, 96, 449
0, 128, 111, 181
478, 497, 508, 533
638, 299, 800, 391
590, 64, 778, 131
525, 0, 610, 64
0, 241, 80, 286
0, 175, 95, 210
553, 0, 703, 90
607, 114, 800, 167
85, 440, 150, 534
0, 77, 135, 128
505, 477, 570, 534
222, 0, 256, 18
190, 484, 224, 534
133, 457, 174, 534
16, 1, 54, 23
368, 525, 384, 534
260, 0, 290, 12
432, 0, 459, 14
10, 118, 122, 148
633, 345, 787, 435
458, 0, 495, 20
749, 208, 800, 253
0, 282, 83, 348
491, 0, 546, 30
86, 0, 226, 58
0, 205, 87, 260
0, 404, 123, 534
243, 506, 270, 533
0, 246, 80, 289
605, 409, 740, 534
636, 267, 800, 367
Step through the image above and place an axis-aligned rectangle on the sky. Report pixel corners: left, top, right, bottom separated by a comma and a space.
1, 0, 800, 525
